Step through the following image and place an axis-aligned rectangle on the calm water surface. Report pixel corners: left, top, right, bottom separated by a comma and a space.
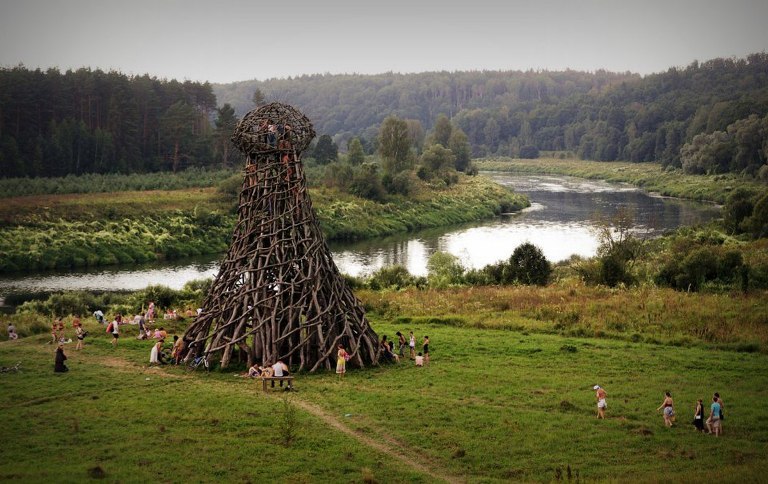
0, 173, 720, 299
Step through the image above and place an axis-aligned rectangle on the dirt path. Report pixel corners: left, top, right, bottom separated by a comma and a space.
289, 398, 463, 484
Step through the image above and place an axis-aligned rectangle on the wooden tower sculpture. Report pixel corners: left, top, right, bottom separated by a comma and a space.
183, 103, 379, 372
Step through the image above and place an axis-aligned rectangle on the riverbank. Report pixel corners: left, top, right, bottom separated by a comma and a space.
476, 157, 766, 204
0, 174, 527, 273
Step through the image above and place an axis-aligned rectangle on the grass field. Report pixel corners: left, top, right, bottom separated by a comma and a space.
2, 315, 766, 482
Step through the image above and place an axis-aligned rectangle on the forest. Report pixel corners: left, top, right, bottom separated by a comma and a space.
2, 53, 768, 179
0, 67, 238, 177
215, 53, 768, 177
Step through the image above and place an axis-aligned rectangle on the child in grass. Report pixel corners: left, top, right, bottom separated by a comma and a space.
422, 336, 430, 365
409, 331, 416, 359
414, 352, 424, 367
336, 344, 349, 379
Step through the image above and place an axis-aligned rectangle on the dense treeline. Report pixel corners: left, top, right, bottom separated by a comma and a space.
0, 66, 239, 178
216, 69, 636, 152
215, 53, 768, 177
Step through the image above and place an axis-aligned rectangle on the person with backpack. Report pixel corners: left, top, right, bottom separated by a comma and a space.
107, 319, 119, 347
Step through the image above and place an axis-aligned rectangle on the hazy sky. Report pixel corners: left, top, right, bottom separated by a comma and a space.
1, 0, 767, 84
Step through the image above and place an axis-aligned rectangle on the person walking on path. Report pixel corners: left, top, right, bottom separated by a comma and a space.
693, 399, 705, 432
54, 344, 68, 373
336, 344, 349, 379
657, 391, 676, 427
594, 385, 607, 419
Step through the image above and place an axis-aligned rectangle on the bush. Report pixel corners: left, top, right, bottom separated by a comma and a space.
368, 265, 418, 290
427, 252, 465, 288
519, 145, 539, 159
509, 242, 551, 286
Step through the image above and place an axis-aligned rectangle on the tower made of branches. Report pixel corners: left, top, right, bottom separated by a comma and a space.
183, 103, 379, 372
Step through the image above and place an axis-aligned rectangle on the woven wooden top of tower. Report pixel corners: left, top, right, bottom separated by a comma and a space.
183, 103, 379, 372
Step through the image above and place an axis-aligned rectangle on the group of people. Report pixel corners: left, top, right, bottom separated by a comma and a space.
332, 331, 431, 379
149, 334, 186, 366
49, 316, 88, 350
244, 360, 292, 389
595, 385, 727, 436
380, 331, 430, 366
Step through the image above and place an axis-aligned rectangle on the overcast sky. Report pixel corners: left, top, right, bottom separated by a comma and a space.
1, 0, 767, 84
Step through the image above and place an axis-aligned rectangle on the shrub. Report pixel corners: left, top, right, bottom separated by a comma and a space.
368, 265, 417, 290
427, 252, 465, 288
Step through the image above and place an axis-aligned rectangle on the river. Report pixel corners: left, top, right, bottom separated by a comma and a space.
0, 173, 720, 300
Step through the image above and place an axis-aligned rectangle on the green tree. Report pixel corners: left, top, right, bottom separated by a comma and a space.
509, 243, 551, 286
405, 119, 425, 154
159, 101, 197, 172
214, 103, 238, 166
723, 188, 755, 234
419, 144, 455, 178
744, 191, 768, 239
349, 162, 386, 201
347, 137, 365, 165
313, 134, 338, 165
431, 114, 453, 147
595, 208, 644, 287
251, 88, 266, 107
378, 116, 412, 176
427, 251, 464, 288
449, 128, 472, 172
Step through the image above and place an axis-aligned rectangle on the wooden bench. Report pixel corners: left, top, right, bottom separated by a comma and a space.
260, 375, 294, 392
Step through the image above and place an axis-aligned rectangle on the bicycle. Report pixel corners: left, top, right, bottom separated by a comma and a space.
0, 361, 22, 373
186, 354, 210, 372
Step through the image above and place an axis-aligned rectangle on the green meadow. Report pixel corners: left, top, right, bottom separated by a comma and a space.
1, 314, 766, 483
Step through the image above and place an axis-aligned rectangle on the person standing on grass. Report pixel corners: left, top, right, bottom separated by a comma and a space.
50, 318, 60, 344
396, 331, 406, 359
422, 336, 430, 365
714, 392, 725, 425
7, 323, 18, 340
693, 399, 705, 432
409, 331, 416, 359
74, 321, 85, 350
54, 344, 68, 373
594, 385, 607, 418
657, 391, 676, 427
707, 396, 722, 436
108, 319, 119, 348
146, 301, 155, 322
150, 339, 165, 365
336, 344, 349, 379
93, 309, 104, 325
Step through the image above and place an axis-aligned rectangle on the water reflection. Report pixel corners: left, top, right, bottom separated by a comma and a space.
0, 173, 721, 296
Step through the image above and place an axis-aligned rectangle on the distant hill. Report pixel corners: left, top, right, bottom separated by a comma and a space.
214, 54, 768, 175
